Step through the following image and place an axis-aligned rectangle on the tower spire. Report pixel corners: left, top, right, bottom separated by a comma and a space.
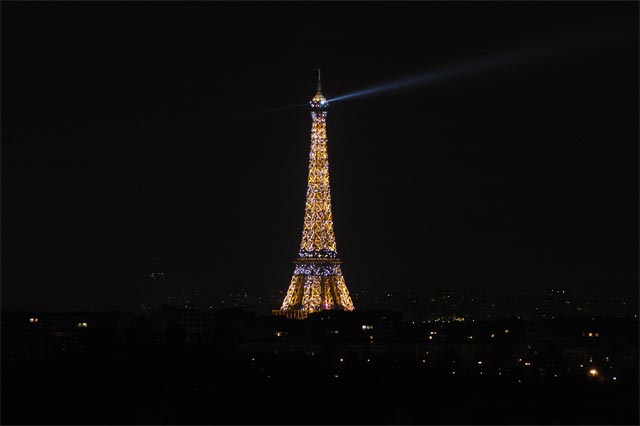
310, 69, 328, 110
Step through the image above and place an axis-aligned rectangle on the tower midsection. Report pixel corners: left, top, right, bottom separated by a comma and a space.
299, 113, 337, 254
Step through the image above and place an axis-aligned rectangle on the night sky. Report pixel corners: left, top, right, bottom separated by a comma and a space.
2, 2, 638, 310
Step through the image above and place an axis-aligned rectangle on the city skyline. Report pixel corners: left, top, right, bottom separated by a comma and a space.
2, 3, 638, 425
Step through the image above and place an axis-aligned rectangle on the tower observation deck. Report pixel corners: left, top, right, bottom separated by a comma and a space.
274, 70, 355, 319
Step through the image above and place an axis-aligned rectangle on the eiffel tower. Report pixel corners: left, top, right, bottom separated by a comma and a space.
274, 70, 355, 319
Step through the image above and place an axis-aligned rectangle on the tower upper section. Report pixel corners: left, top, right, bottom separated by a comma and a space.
299, 69, 337, 259
310, 68, 329, 111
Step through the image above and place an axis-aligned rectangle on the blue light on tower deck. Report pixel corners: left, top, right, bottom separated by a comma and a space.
310, 95, 329, 110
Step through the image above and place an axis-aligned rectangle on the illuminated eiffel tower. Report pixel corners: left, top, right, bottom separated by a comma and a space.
274, 70, 355, 319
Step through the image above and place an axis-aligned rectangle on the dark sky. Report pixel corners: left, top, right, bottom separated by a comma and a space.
2, 1, 638, 310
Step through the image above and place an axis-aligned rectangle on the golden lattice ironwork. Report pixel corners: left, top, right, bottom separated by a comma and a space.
278, 70, 355, 314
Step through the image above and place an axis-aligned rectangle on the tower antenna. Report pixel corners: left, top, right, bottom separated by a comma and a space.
317, 68, 322, 92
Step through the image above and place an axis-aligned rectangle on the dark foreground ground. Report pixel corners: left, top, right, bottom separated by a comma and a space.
4, 354, 638, 424
3, 310, 638, 424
